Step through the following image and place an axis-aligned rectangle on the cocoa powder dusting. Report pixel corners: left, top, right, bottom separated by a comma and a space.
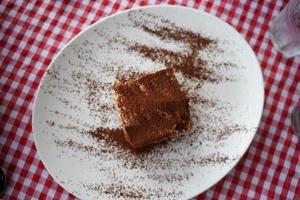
55, 139, 112, 155
128, 11, 223, 83
129, 44, 219, 82
83, 182, 183, 199
86, 127, 127, 148
141, 25, 214, 50
116, 70, 145, 82
85, 183, 145, 199
86, 127, 162, 155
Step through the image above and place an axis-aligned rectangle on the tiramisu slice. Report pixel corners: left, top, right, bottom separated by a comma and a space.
113, 69, 191, 148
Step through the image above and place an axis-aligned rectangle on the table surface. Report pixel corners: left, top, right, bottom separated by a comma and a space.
1, 0, 300, 199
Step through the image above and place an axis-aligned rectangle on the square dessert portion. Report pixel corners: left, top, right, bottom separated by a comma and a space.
113, 69, 191, 148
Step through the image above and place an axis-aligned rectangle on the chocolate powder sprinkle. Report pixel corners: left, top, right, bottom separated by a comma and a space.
86, 183, 145, 199
190, 152, 233, 166
116, 70, 145, 82
84, 182, 184, 199
129, 10, 215, 50
147, 172, 194, 183
54, 139, 112, 156
141, 25, 214, 50
85, 127, 164, 155
129, 44, 220, 82
126, 10, 239, 86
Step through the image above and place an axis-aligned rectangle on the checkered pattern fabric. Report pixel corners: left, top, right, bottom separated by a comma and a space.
1, 0, 300, 199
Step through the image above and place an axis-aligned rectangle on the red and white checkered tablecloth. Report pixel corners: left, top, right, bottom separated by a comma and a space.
1, 0, 300, 199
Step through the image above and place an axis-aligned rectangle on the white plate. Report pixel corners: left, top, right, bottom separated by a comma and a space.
32, 6, 264, 200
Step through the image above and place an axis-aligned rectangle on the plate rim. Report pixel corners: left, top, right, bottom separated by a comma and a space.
32, 5, 265, 199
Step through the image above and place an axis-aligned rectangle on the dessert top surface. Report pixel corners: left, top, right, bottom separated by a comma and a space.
114, 69, 188, 108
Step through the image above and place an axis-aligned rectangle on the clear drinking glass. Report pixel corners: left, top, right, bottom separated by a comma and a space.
270, 0, 300, 57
